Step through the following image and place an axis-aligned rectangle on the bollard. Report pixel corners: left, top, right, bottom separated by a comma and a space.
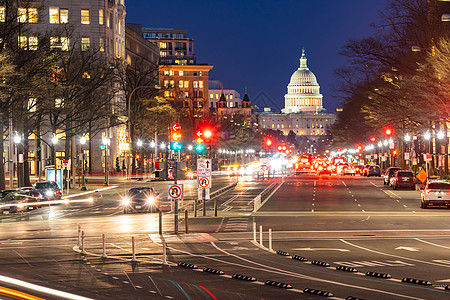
214, 197, 217, 217
102, 234, 107, 258
202, 188, 206, 217
253, 222, 257, 242
131, 237, 137, 262
159, 211, 162, 235
81, 231, 86, 254
162, 240, 167, 265
194, 196, 198, 218
269, 228, 272, 251
185, 210, 189, 233
259, 225, 263, 246
77, 224, 81, 247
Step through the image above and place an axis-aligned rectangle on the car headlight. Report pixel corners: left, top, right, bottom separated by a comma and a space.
147, 197, 155, 205
17, 203, 24, 209
46, 190, 54, 197
122, 198, 130, 205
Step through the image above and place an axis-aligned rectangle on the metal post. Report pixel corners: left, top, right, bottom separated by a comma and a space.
8, 117, 13, 189
185, 210, 189, 233
102, 234, 107, 258
81, 231, 86, 254
214, 196, 217, 217
81, 152, 87, 191
104, 141, 109, 186
131, 236, 137, 262
194, 193, 198, 217
202, 188, 206, 217
269, 228, 272, 251
162, 240, 167, 265
174, 197, 179, 234
253, 222, 256, 242
259, 225, 263, 246
159, 211, 162, 235
77, 224, 81, 247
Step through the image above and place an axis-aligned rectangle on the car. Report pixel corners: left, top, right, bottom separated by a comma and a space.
354, 165, 365, 175
317, 163, 332, 175
391, 170, 415, 190
32, 181, 62, 201
343, 165, 356, 176
384, 167, 402, 186
0, 188, 41, 213
362, 164, 371, 176
122, 187, 160, 214
0, 189, 15, 199
421, 180, 450, 209
367, 165, 381, 177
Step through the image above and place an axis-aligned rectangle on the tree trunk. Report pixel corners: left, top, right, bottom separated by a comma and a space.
23, 130, 31, 186
0, 119, 6, 190
88, 121, 92, 174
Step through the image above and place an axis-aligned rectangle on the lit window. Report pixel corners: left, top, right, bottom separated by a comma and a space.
199, 71, 203, 76
230, 102, 233, 107
29, 36, 38, 50
164, 71, 169, 76
169, 80, 174, 87
263, 125, 266, 128
272, 124, 274, 129
99, 9, 103, 25
18, 8, 27, 23
160, 42, 167, 49
199, 81, 203, 88
193, 81, 198, 88
226, 95, 229, 100
230, 94, 233, 100
164, 80, 169, 88
216, 94, 218, 99
184, 92, 189, 97
169, 70, 174, 76
49, 7, 59, 24
81, 9, 89, 24
99, 37, 104, 52
0, 7, 5, 22
210, 94, 213, 99
18, 35, 27, 49
28, 8, 38, 23
50, 37, 59, 50
61, 37, 69, 51
179, 80, 183, 88
184, 81, 189, 88
60, 9, 68, 23
81, 36, 90, 51
179, 71, 183, 76
164, 91, 170, 97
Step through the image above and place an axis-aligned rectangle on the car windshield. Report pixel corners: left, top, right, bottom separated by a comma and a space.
397, 172, 413, 177
128, 189, 152, 196
427, 183, 450, 190
370, 166, 379, 170
34, 183, 53, 189
389, 168, 401, 174
3, 193, 26, 203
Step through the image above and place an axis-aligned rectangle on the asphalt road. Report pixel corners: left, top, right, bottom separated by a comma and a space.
0, 173, 449, 299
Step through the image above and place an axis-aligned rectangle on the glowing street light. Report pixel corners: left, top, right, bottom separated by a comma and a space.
424, 132, 431, 140
404, 134, 411, 142
137, 139, 143, 147
437, 131, 445, 140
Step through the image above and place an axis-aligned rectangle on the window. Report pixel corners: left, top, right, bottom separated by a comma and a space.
49, 7, 59, 23
0, 7, 5, 22
81, 36, 90, 51
193, 81, 198, 88
160, 42, 167, 49
18, 35, 27, 49
230, 94, 233, 100
169, 70, 174, 76
199, 71, 203, 76
61, 37, 69, 51
216, 94, 219, 100
29, 36, 38, 50
18, 8, 27, 23
184, 92, 189, 97
169, 80, 174, 87
230, 102, 233, 108
179, 80, 183, 88
99, 37, 104, 52
50, 37, 59, 50
199, 81, 203, 88
178, 71, 183, 76
164, 71, 169, 76
60, 9, 68, 23
164, 80, 169, 88
164, 91, 170, 97
99, 9, 103, 25
81, 9, 89, 24
28, 8, 38, 23
55, 98, 64, 108
210, 94, 213, 99
184, 81, 189, 88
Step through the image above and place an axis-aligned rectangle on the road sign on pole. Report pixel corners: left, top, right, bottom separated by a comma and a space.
197, 158, 212, 177
168, 184, 183, 200
198, 176, 211, 188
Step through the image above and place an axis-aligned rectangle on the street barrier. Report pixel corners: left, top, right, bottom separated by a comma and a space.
232, 274, 257, 281
401, 278, 431, 286
292, 255, 308, 261
303, 288, 334, 297
365, 271, 392, 278
259, 225, 263, 246
131, 237, 137, 262
162, 241, 167, 265
178, 262, 198, 269
253, 222, 257, 242
101, 234, 107, 258
311, 260, 330, 267
276, 250, 290, 256
264, 280, 293, 289
203, 267, 225, 275
268, 228, 272, 251
253, 182, 279, 212
336, 265, 357, 272
80, 231, 86, 255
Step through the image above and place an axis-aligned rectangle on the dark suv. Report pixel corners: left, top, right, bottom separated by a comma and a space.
122, 187, 160, 214
33, 181, 62, 201
384, 167, 402, 186
0, 188, 41, 213
391, 170, 415, 190
367, 165, 381, 177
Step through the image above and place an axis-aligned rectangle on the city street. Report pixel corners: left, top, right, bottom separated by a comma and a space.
0, 173, 449, 299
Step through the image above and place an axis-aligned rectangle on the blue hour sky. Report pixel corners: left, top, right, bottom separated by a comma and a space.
125, 0, 388, 112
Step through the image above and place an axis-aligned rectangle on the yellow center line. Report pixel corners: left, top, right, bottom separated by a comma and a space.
0, 285, 46, 300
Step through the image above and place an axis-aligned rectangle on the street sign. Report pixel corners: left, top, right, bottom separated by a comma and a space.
197, 158, 212, 177
424, 153, 432, 161
404, 152, 410, 160
416, 170, 427, 183
198, 176, 211, 188
168, 184, 183, 200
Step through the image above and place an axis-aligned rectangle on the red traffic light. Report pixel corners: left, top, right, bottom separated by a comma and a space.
172, 123, 181, 131
265, 138, 273, 147
385, 128, 393, 136
370, 136, 377, 142
357, 145, 362, 150
135, 154, 140, 160
196, 127, 215, 143
392, 149, 398, 156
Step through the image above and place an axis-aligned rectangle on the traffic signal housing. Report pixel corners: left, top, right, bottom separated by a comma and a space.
115, 157, 120, 172
170, 123, 183, 151
384, 127, 393, 137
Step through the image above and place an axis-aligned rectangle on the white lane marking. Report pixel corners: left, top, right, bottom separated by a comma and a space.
370, 181, 378, 187
395, 246, 420, 252
362, 210, 366, 213
340, 239, 450, 268
211, 242, 424, 300
215, 218, 225, 233
342, 181, 347, 187
415, 238, 450, 250
384, 190, 401, 199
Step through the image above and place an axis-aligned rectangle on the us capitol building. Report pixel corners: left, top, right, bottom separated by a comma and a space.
259, 49, 336, 138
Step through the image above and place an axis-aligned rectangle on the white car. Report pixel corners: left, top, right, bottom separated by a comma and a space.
421, 180, 450, 209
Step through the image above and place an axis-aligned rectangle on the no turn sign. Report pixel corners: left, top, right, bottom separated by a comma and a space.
198, 176, 211, 188
168, 184, 183, 200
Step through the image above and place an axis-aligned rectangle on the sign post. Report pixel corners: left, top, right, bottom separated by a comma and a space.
424, 153, 432, 182
168, 184, 183, 233
197, 159, 212, 217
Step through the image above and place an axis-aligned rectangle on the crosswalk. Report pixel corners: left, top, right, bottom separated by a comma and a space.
222, 217, 249, 232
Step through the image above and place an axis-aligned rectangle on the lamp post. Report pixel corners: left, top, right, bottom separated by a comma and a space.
80, 136, 87, 191
13, 133, 21, 187
137, 139, 143, 179
51, 134, 59, 186
103, 136, 110, 186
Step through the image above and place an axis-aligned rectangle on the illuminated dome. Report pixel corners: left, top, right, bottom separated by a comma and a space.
282, 49, 323, 114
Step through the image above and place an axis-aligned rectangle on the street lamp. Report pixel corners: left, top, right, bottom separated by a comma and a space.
52, 134, 59, 185
102, 136, 110, 186
437, 131, 445, 140
80, 136, 87, 191
13, 133, 21, 187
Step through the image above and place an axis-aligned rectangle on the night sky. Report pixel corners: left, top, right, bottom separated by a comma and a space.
125, 0, 388, 112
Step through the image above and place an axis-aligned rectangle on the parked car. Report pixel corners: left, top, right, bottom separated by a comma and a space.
0, 189, 15, 199
367, 165, 381, 177
384, 167, 402, 186
122, 187, 160, 214
421, 180, 450, 209
0, 188, 41, 213
391, 170, 415, 190
32, 181, 62, 201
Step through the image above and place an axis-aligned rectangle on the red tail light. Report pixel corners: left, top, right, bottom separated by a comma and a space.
425, 189, 431, 196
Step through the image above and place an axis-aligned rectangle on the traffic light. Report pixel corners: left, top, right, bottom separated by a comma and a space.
136, 154, 140, 160
370, 136, 377, 142
194, 144, 206, 154
384, 127, 393, 137
195, 127, 215, 144
392, 149, 398, 156
170, 123, 183, 151
115, 157, 120, 172
265, 138, 273, 147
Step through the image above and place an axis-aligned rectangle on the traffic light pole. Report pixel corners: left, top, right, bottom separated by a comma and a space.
81, 153, 87, 191
174, 150, 179, 234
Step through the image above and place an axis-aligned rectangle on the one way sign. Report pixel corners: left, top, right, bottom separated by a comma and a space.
197, 158, 212, 177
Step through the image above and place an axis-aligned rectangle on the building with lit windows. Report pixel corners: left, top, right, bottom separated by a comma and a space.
259, 49, 336, 138
141, 28, 196, 65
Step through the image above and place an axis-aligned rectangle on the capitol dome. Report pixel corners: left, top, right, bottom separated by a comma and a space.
282, 49, 324, 114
